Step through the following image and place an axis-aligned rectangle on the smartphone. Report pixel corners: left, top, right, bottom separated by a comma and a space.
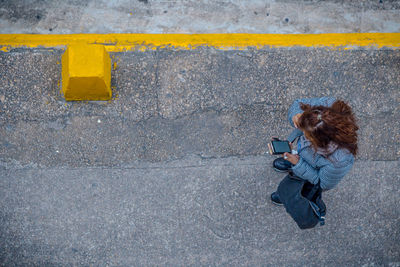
268, 140, 291, 155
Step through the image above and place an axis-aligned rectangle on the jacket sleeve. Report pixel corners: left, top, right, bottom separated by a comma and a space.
287, 128, 303, 143
291, 155, 354, 190
287, 97, 336, 127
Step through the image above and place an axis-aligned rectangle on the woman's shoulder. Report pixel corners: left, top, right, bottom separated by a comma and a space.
329, 148, 354, 168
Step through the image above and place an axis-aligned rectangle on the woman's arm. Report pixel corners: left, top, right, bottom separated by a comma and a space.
287, 97, 336, 127
291, 156, 354, 190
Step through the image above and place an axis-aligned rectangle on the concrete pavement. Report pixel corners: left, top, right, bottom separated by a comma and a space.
0, 159, 399, 266
1, 0, 400, 34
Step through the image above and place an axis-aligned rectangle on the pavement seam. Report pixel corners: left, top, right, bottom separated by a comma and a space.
1, 159, 398, 171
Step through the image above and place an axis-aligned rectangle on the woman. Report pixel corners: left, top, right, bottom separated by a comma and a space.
271, 97, 358, 205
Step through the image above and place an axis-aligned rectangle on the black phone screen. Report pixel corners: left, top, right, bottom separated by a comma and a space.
271, 140, 291, 154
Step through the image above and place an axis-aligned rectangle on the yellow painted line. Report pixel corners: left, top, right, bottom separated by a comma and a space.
0, 33, 400, 52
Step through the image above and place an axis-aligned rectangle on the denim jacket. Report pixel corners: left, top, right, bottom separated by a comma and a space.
287, 97, 355, 190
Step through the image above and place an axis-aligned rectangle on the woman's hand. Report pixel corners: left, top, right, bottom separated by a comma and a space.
292, 113, 302, 128
284, 152, 299, 165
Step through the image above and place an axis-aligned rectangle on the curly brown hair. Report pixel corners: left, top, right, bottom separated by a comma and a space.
298, 100, 359, 156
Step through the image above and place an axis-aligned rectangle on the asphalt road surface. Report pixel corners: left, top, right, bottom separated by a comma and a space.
0, 47, 399, 266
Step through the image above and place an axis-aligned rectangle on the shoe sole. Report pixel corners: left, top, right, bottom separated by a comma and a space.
271, 200, 284, 206
270, 194, 284, 206
273, 167, 290, 173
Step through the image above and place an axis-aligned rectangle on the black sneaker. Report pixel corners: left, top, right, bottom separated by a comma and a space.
271, 192, 283, 206
273, 157, 293, 173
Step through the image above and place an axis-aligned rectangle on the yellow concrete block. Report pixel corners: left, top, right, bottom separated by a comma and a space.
62, 44, 111, 101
